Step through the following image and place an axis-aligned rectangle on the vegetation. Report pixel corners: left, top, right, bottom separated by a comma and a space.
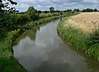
49, 7, 55, 13
26, 6, 39, 20
82, 8, 98, 12
58, 13, 99, 61
0, 0, 99, 71
0, 2, 62, 71
0, 57, 27, 72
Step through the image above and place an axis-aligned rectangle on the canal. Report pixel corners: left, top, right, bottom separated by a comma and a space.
13, 20, 99, 72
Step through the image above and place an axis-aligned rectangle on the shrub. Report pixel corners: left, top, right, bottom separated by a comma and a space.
15, 14, 31, 26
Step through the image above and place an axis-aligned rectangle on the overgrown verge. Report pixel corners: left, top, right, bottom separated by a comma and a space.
0, 30, 27, 72
57, 17, 99, 61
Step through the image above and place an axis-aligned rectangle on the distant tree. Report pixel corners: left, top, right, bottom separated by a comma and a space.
38, 10, 42, 13
26, 6, 39, 20
82, 8, 94, 12
66, 9, 72, 12
56, 10, 60, 13
63, 10, 67, 12
27, 6, 37, 13
73, 9, 80, 12
49, 7, 55, 13
94, 8, 98, 12
43, 11, 49, 13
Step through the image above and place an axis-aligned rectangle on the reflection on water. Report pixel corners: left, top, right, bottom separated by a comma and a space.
13, 20, 99, 72
33, 61, 73, 72
85, 58, 99, 72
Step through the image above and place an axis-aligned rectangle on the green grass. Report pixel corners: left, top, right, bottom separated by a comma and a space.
0, 57, 27, 72
58, 17, 99, 61
0, 30, 19, 58
0, 29, 26, 72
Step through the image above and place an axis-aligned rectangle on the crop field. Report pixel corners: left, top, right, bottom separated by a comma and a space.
67, 12, 99, 33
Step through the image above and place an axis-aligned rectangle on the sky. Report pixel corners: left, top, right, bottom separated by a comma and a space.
15, 0, 99, 12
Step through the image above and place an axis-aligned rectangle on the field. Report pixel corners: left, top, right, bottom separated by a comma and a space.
67, 12, 99, 33
58, 12, 99, 61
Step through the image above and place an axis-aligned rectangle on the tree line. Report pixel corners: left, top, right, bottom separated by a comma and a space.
64, 8, 98, 12
48, 7, 99, 12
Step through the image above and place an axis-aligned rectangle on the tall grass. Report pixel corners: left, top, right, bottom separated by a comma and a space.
0, 30, 27, 72
58, 16, 99, 61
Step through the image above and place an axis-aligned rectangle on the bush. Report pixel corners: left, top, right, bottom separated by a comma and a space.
15, 14, 31, 26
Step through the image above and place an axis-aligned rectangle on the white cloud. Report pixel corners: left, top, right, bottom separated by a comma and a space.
83, 0, 99, 3
15, 0, 99, 12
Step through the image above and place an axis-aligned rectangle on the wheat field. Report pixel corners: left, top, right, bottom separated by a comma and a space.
66, 12, 99, 33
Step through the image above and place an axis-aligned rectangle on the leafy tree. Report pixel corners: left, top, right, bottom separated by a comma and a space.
49, 7, 55, 13
66, 9, 72, 12
26, 6, 39, 20
73, 9, 80, 12
94, 9, 98, 12
38, 10, 42, 13
43, 11, 49, 13
82, 8, 94, 12
0, 0, 17, 37
0, 0, 17, 14
27, 6, 37, 14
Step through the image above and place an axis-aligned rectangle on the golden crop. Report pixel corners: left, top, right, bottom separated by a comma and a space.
66, 12, 99, 33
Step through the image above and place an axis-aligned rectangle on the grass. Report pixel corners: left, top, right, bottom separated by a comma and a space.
0, 30, 27, 72
58, 13, 99, 61
0, 30, 19, 58
0, 57, 27, 72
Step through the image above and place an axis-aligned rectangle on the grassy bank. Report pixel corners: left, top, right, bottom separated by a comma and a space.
0, 30, 27, 72
0, 15, 60, 72
57, 13, 99, 61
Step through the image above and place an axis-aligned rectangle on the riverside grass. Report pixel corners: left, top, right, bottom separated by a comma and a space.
58, 13, 99, 61
0, 30, 27, 72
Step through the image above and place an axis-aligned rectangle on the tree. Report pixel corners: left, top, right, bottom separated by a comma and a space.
0, 0, 17, 14
0, 0, 17, 38
82, 8, 94, 12
73, 9, 80, 12
94, 8, 98, 12
27, 6, 37, 14
49, 7, 55, 13
66, 9, 72, 12
26, 6, 39, 20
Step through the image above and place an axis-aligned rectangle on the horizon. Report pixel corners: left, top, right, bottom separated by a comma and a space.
15, 0, 99, 12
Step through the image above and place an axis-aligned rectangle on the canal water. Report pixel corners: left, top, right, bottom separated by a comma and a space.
13, 20, 99, 72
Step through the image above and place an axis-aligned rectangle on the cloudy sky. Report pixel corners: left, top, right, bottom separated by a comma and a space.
15, 0, 99, 12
